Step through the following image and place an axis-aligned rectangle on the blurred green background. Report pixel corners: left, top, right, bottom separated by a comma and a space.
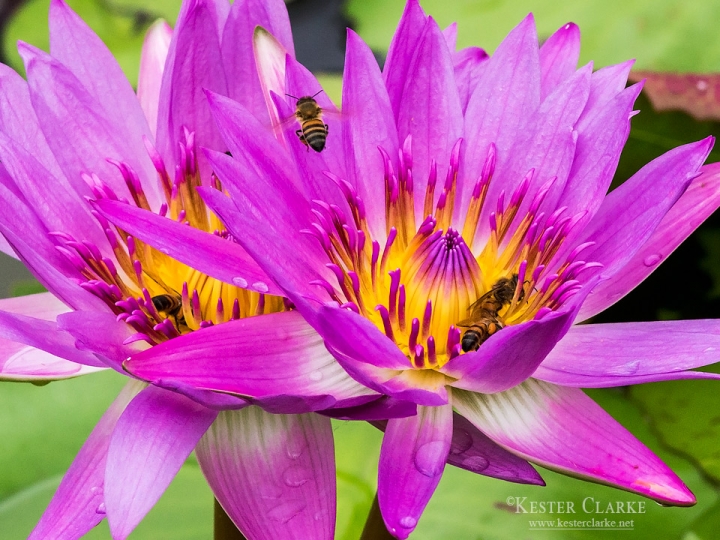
2, 0, 720, 538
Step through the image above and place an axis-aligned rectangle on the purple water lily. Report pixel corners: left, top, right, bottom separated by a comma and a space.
102, 0, 720, 537
0, 0, 402, 538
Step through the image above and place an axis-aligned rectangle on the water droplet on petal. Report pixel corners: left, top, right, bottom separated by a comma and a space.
705, 347, 716, 353
399, 516, 417, 529
414, 441, 447, 477
309, 370, 323, 382
232, 277, 248, 288
286, 438, 307, 460
267, 500, 306, 523
449, 429, 473, 455
460, 455, 489, 472
252, 281, 269, 293
314, 511, 324, 522
697, 79, 709, 92
283, 466, 309, 487
159, 247, 170, 255
643, 254, 662, 267
95, 503, 106, 515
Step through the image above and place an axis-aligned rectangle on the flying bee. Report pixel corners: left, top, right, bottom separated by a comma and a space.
281, 90, 328, 152
286, 91, 329, 152
151, 294, 185, 328
457, 274, 523, 353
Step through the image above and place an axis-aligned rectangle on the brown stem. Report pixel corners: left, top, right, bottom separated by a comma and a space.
213, 499, 247, 540
360, 494, 395, 540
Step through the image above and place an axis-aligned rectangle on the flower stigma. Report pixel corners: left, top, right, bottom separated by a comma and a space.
305, 136, 602, 368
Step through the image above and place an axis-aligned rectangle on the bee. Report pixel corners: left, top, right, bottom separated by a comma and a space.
287, 91, 328, 152
458, 274, 522, 353
151, 294, 185, 327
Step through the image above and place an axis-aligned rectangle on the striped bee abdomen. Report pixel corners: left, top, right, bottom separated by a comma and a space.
300, 119, 328, 152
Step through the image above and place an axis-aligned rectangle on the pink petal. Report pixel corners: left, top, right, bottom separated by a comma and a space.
383, 0, 427, 120
452, 46, 488, 112
378, 404, 453, 539
0, 301, 105, 370
448, 413, 543, 485
342, 29, 398, 241
535, 319, 720, 387
0, 64, 63, 180
222, 0, 293, 125
155, 0, 228, 177
461, 14, 541, 241
19, 43, 142, 205
453, 381, 696, 505
0, 131, 108, 254
538, 23, 580, 100
106, 385, 217, 539
30, 380, 144, 540
499, 63, 592, 233
578, 161, 720, 320
396, 16, 462, 218
123, 311, 374, 412
253, 26, 288, 129
57, 310, 149, 371
196, 409, 336, 540
48, 0, 158, 209
137, 20, 173, 137
556, 82, 643, 223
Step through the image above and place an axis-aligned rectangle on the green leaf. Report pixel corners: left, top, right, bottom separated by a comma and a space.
346, 0, 720, 72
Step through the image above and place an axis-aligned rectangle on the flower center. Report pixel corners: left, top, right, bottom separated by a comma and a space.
55, 129, 284, 345
307, 136, 600, 368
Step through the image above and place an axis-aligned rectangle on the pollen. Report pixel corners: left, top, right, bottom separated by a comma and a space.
305, 136, 601, 368
55, 128, 284, 346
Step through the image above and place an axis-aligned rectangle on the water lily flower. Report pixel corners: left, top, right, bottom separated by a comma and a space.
0, 0, 402, 538
104, 0, 720, 537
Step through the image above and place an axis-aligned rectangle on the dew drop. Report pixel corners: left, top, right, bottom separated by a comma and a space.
252, 281, 269, 293
309, 370, 323, 382
414, 441, 447, 477
704, 347, 716, 353
314, 511, 324, 522
449, 429, 473, 455
232, 277, 248, 288
399, 516, 417, 529
95, 503, 106, 515
697, 79, 709, 92
286, 438, 307, 460
460, 455, 489, 473
267, 500, 306, 523
159, 247, 170, 255
643, 254, 662, 267
283, 465, 310, 487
